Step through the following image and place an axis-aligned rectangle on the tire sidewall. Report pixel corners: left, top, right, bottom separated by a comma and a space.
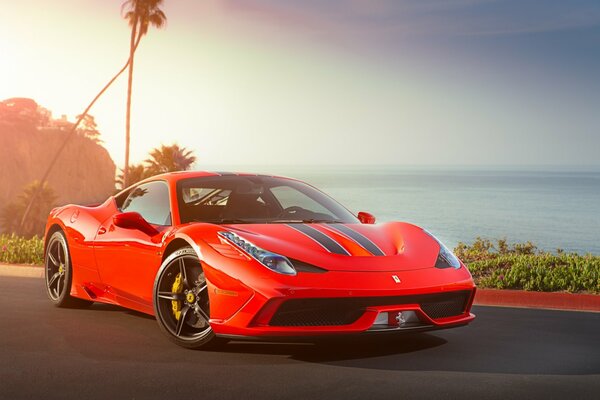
153, 246, 216, 348
45, 231, 73, 305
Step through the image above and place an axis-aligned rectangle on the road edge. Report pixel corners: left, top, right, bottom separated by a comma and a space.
0, 263, 44, 278
474, 288, 600, 313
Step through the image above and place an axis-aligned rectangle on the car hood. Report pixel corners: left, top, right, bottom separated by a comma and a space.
219, 222, 440, 272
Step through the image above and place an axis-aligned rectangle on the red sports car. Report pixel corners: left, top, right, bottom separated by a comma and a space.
44, 171, 475, 348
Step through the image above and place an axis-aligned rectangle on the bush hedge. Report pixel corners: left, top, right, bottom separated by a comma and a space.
0, 234, 44, 265
455, 238, 600, 294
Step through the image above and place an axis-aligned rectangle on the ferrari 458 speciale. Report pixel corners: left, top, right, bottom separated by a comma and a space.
44, 171, 475, 348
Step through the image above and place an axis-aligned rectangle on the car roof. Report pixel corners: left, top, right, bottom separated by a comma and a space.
118, 171, 299, 195
151, 170, 294, 183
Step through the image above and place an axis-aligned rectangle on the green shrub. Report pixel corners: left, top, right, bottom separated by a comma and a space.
456, 238, 600, 294
0, 234, 44, 265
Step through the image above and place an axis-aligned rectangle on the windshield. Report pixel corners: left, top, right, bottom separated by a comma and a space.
177, 175, 359, 224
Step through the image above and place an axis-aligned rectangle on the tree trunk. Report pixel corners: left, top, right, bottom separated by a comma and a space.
124, 20, 138, 188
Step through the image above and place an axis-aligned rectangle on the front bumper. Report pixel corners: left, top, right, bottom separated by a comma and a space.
205, 262, 476, 338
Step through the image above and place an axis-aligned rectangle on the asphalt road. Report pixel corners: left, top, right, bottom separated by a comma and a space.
0, 275, 599, 400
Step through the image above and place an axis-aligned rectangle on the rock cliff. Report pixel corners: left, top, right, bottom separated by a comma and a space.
0, 123, 116, 211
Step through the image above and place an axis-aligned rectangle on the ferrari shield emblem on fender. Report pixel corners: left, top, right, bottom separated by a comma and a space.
392, 275, 401, 283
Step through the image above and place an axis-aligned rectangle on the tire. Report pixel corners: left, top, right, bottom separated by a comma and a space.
153, 247, 226, 349
45, 231, 93, 308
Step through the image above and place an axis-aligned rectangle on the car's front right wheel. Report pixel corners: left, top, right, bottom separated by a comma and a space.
153, 247, 222, 349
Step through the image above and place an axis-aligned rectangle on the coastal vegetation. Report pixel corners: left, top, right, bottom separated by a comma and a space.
116, 144, 197, 189
2, 235, 598, 294
0, 181, 57, 238
0, 234, 44, 265
456, 238, 600, 294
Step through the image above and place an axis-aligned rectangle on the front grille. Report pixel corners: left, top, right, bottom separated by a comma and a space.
421, 296, 468, 319
268, 290, 471, 327
269, 299, 366, 327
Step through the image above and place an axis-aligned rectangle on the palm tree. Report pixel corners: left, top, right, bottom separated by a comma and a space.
3, 181, 57, 237
0, 203, 21, 235
145, 144, 197, 175
116, 163, 149, 190
122, 0, 167, 188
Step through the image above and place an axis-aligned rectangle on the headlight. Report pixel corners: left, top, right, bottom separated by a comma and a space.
218, 231, 297, 275
423, 230, 461, 269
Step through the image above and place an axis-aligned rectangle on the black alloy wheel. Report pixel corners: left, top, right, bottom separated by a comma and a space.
153, 247, 223, 349
45, 231, 92, 308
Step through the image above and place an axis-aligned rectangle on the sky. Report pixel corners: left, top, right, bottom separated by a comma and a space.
1, 0, 599, 168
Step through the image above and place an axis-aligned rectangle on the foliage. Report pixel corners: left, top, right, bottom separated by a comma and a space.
0, 203, 22, 234
116, 163, 149, 189
122, 0, 167, 35
0, 97, 48, 128
1, 97, 51, 129
145, 143, 197, 175
0, 181, 58, 238
116, 144, 197, 189
0, 234, 44, 265
456, 238, 600, 294
75, 114, 101, 142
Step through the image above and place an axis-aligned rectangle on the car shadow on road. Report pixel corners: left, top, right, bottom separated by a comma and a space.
88, 303, 155, 320
213, 333, 447, 362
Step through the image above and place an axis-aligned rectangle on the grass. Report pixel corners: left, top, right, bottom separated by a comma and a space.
1, 234, 598, 294
456, 238, 600, 294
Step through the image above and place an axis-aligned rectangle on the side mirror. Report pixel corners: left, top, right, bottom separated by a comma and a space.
113, 212, 159, 236
358, 211, 376, 224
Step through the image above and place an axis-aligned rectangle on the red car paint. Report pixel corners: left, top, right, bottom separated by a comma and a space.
44, 171, 475, 338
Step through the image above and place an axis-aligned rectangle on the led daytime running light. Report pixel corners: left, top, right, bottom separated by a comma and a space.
218, 231, 297, 275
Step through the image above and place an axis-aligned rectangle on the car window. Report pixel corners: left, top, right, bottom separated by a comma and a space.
182, 188, 232, 206
177, 176, 359, 224
270, 185, 332, 216
121, 181, 172, 226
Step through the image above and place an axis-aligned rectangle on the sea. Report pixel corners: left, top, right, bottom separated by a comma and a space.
216, 165, 600, 254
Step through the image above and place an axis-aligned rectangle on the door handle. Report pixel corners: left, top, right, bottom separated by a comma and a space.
98, 226, 107, 235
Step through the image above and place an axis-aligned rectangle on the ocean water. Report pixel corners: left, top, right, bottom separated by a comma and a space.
228, 166, 600, 254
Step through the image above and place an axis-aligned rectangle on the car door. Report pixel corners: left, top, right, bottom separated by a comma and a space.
93, 180, 172, 309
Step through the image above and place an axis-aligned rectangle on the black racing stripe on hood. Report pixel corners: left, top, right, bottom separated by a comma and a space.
287, 224, 350, 256
329, 224, 386, 256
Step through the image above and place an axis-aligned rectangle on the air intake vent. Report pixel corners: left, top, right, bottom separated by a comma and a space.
268, 290, 471, 327
421, 296, 469, 319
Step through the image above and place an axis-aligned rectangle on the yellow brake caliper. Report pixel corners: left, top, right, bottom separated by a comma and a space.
171, 273, 183, 320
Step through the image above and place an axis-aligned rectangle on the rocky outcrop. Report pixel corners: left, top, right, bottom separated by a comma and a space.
0, 123, 116, 211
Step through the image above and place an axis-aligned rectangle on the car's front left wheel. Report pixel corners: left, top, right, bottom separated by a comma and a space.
45, 230, 93, 308
153, 247, 222, 349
